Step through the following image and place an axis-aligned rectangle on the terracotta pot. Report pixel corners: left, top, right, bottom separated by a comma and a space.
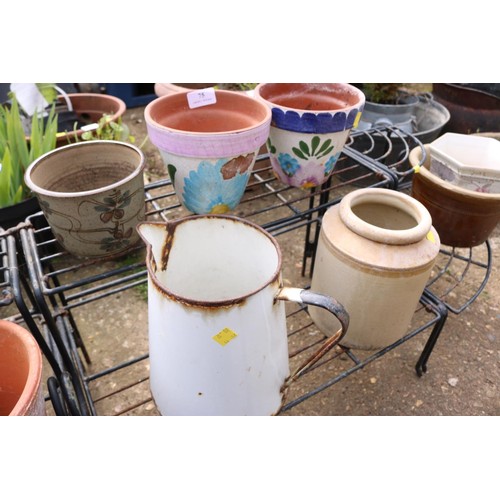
154, 83, 255, 97
144, 90, 271, 214
24, 140, 146, 258
55, 93, 127, 146
409, 145, 500, 247
254, 83, 365, 188
154, 83, 218, 97
310, 188, 440, 350
0, 320, 45, 416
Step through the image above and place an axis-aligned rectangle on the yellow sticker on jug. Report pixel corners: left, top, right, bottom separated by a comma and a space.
213, 327, 238, 346
426, 231, 436, 243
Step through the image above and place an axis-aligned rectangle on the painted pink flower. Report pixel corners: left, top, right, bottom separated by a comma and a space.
291, 160, 326, 189
271, 156, 328, 189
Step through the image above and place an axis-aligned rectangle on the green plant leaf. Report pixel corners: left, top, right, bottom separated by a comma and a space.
36, 83, 58, 104
40, 104, 58, 154
0, 151, 11, 207
29, 111, 42, 160
12, 184, 23, 204
0, 148, 23, 206
0, 96, 59, 206
0, 106, 7, 156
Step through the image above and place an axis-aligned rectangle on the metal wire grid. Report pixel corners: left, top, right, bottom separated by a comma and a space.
0, 228, 13, 309
10, 127, 492, 415
425, 242, 493, 314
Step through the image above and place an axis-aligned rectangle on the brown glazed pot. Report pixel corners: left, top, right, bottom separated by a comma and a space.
432, 83, 500, 134
409, 145, 500, 247
0, 320, 45, 416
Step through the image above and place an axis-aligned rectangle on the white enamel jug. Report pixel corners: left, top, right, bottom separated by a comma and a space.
137, 215, 349, 416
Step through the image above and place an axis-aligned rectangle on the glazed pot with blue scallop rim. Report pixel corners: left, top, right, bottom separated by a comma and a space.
254, 83, 365, 189
144, 89, 271, 215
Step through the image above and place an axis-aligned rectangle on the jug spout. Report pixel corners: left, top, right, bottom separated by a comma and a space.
136, 222, 172, 270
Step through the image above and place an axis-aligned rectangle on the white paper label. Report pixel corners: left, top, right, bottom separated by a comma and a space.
10, 83, 49, 116
81, 123, 99, 132
187, 87, 217, 109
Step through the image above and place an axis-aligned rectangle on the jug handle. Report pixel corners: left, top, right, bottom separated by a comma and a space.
276, 287, 349, 385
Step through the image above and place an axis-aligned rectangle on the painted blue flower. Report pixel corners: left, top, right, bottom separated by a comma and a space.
182, 159, 250, 214
324, 152, 341, 175
278, 153, 300, 177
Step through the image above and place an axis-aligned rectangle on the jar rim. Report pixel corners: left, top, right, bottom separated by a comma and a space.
339, 188, 433, 245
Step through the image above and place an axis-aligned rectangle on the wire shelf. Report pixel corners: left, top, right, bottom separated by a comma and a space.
8, 127, 492, 416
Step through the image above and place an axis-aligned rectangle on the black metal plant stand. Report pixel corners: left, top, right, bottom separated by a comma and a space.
1, 224, 85, 415
6, 125, 494, 416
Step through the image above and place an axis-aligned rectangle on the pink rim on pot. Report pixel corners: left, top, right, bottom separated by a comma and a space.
144, 89, 271, 158
144, 90, 272, 215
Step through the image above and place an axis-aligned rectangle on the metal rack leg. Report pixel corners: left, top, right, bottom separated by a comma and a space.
6, 232, 63, 379
44, 260, 92, 365
19, 226, 93, 415
415, 289, 449, 377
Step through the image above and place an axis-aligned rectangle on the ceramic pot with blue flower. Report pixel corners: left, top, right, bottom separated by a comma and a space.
145, 89, 271, 214
254, 83, 365, 189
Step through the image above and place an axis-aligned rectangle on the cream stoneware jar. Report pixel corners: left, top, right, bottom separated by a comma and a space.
310, 188, 440, 350
137, 215, 349, 416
